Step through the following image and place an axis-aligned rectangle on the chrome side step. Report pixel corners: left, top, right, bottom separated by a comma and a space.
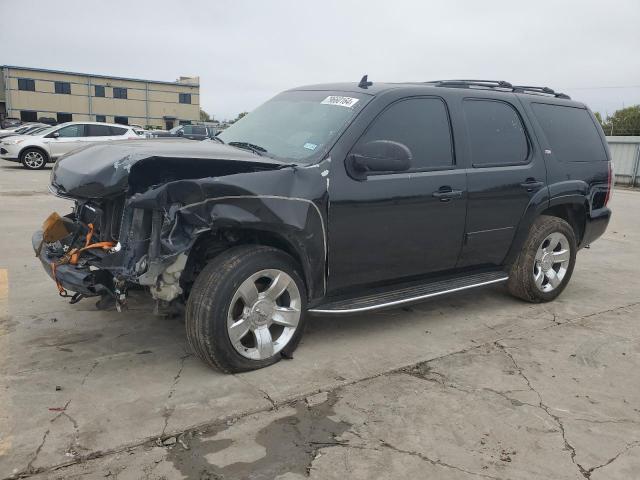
308, 271, 508, 314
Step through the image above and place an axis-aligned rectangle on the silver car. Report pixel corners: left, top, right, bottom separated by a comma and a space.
0, 121, 141, 170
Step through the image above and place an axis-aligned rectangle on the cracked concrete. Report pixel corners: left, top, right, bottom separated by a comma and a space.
0, 166, 639, 479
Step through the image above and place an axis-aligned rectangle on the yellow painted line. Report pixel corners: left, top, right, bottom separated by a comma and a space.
0, 268, 11, 456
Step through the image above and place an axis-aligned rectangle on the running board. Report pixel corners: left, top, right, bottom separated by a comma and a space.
309, 271, 508, 314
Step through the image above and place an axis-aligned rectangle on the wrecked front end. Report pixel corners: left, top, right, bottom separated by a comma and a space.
34, 140, 326, 311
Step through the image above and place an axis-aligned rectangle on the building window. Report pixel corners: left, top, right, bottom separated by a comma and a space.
95, 115, 106, 123
113, 87, 127, 99
18, 78, 36, 91
114, 116, 128, 125
57, 112, 73, 123
54, 82, 71, 95
179, 120, 192, 125
94, 85, 105, 97
20, 111, 38, 122
179, 93, 191, 104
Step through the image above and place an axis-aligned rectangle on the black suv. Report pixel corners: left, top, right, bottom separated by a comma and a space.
34, 78, 612, 373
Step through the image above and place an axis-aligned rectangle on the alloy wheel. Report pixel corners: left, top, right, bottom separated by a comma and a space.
23, 151, 45, 169
227, 269, 301, 360
533, 232, 571, 293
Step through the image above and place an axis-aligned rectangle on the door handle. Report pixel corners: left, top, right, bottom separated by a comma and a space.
432, 188, 463, 201
519, 179, 544, 192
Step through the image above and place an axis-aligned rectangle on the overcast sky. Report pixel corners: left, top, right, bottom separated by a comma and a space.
1, 0, 639, 120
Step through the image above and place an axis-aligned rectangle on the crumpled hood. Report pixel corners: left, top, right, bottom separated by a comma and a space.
50, 139, 288, 198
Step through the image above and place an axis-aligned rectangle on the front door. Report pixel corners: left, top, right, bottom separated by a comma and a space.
328, 96, 467, 293
46, 124, 86, 159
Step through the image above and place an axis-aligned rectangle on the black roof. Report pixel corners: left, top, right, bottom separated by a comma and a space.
292, 78, 581, 105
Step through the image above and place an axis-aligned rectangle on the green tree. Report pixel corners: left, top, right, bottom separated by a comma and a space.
598, 105, 640, 136
229, 112, 248, 124
200, 109, 212, 122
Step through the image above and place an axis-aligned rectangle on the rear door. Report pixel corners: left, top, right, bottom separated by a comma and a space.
457, 96, 547, 267
328, 95, 467, 292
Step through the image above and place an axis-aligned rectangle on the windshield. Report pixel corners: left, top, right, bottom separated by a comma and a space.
29, 127, 49, 135
34, 126, 58, 137
218, 90, 370, 162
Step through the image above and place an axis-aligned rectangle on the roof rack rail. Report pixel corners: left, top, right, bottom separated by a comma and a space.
511, 85, 571, 99
426, 79, 571, 99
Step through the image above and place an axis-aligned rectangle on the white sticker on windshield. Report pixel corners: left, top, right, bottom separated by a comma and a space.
321, 96, 359, 108
303, 142, 317, 150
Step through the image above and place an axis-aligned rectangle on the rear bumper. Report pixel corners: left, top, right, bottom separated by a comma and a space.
581, 207, 611, 247
32, 230, 112, 296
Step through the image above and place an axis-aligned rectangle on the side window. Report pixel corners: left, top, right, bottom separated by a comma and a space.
463, 99, 529, 166
356, 97, 454, 171
109, 126, 127, 136
86, 125, 112, 137
56, 124, 85, 137
192, 126, 207, 135
182, 125, 193, 134
531, 103, 606, 162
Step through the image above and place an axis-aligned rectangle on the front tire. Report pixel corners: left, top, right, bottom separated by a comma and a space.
186, 245, 307, 373
21, 148, 47, 170
507, 215, 577, 303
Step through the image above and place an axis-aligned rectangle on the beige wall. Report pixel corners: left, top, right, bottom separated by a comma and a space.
3, 67, 200, 127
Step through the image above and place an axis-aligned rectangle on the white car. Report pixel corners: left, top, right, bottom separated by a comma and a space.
0, 122, 141, 170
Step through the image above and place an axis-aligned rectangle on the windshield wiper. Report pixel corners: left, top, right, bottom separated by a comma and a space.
228, 141, 268, 156
211, 135, 225, 144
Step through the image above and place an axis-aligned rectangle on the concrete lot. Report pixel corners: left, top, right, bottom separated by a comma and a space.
0, 163, 638, 479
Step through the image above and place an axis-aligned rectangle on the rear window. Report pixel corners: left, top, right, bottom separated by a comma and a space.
531, 103, 607, 162
463, 99, 529, 166
109, 126, 128, 136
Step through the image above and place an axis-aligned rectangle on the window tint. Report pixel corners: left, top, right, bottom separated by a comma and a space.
86, 124, 112, 137
95, 115, 106, 123
179, 93, 191, 104
56, 112, 72, 123
356, 97, 453, 170
531, 103, 606, 162
18, 78, 35, 91
463, 99, 528, 166
56, 124, 85, 137
94, 85, 105, 97
109, 126, 127, 135
54, 82, 71, 94
113, 116, 128, 125
192, 126, 207, 135
113, 87, 127, 99
20, 111, 37, 122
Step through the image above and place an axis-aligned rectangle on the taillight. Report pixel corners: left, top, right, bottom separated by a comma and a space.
604, 161, 614, 206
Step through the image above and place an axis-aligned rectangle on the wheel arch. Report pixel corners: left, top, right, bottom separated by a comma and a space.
181, 226, 320, 302
19, 145, 50, 163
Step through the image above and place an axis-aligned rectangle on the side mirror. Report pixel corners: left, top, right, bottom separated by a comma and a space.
347, 140, 412, 180
46, 131, 60, 139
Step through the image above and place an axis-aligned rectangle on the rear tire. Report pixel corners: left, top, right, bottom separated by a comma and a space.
21, 148, 47, 170
507, 215, 577, 303
186, 245, 307, 373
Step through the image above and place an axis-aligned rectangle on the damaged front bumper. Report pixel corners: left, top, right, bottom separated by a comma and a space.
32, 230, 116, 297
